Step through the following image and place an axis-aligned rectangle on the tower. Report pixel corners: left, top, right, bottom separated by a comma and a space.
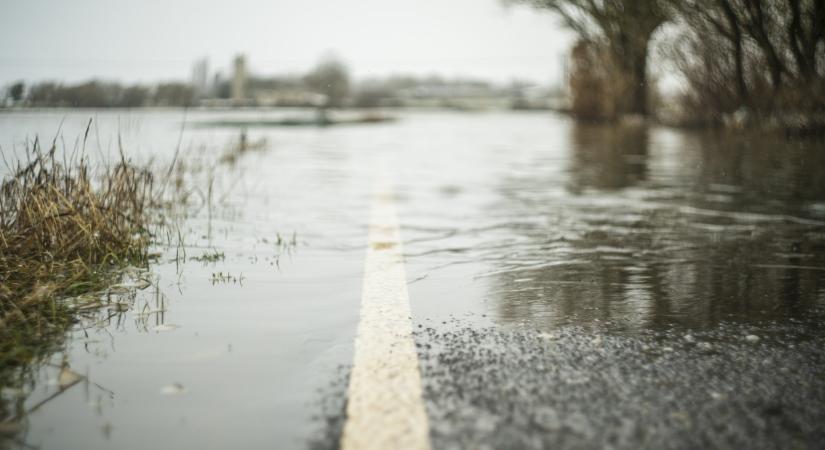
231, 54, 247, 102
190, 57, 210, 98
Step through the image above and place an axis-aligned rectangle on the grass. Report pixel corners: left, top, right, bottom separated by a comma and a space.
0, 133, 156, 379
210, 271, 245, 285
218, 131, 268, 166
0, 125, 284, 438
191, 248, 226, 263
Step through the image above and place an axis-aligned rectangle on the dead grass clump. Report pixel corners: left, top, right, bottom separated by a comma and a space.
0, 137, 155, 369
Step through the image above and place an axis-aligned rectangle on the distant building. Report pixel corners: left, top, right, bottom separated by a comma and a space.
231, 55, 247, 102
190, 57, 210, 98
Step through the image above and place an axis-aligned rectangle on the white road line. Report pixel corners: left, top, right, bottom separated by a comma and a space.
340, 176, 432, 450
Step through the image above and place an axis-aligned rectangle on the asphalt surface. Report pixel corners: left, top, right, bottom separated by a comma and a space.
311, 312, 825, 450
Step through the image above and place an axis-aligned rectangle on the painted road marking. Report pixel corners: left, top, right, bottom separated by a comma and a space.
340, 177, 432, 450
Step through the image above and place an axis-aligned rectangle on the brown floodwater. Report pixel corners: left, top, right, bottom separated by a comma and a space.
0, 109, 823, 449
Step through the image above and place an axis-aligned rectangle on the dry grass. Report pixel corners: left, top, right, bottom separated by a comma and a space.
0, 134, 156, 371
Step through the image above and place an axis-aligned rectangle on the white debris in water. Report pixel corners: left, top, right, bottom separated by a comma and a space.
161, 383, 187, 395
684, 334, 696, 343
662, 346, 674, 352
57, 366, 83, 389
698, 342, 713, 351
153, 324, 180, 332
591, 336, 603, 345
539, 332, 559, 340
745, 335, 760, 343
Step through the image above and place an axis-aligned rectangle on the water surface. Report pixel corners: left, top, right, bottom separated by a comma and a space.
1, 109, 824, 449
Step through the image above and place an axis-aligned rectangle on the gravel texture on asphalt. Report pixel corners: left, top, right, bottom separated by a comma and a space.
414, 319, 825, 450
308, 316, 825, 450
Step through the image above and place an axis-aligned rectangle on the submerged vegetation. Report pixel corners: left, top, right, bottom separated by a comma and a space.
191, 249, 226, 263
0, 122, 289, 393
0, 133, 157, 382
0, 121, 293, 443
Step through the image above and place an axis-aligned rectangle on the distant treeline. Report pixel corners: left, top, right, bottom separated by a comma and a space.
246, 63, 533, 109
8, 80, 196, 108
2, 70, 547, 110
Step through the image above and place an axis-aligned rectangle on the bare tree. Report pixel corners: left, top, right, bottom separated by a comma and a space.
667, 0, 825, 126
304, 57, 351, 109
8, 82, 25, 103
512, 0, 670, 117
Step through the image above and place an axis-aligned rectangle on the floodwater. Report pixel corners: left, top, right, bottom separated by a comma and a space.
1, 109, 824, 449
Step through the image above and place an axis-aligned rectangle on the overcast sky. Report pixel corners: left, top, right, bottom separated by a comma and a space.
0, 0, 572, 87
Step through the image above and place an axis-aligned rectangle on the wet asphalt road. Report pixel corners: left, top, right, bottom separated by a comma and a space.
415, 318, 825, 450
312, 314, 825, 450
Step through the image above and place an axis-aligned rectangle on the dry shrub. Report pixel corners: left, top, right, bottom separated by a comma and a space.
667, 28, 743, 127
569, 40, 617, 121
662, 2, 825, 134
568, 39, 642, 122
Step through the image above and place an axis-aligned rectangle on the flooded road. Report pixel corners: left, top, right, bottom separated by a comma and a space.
393, 116, 825, 331
1, 109, 824, 449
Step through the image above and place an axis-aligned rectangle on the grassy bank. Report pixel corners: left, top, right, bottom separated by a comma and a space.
0, 136, 156, 377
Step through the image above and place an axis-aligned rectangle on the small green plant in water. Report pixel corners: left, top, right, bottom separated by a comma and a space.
191, 249, 226, 263
210, 271, 245, 285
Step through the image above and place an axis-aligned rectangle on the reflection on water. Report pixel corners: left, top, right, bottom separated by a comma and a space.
489, 123, 825, 331
567, 123, 649, 192
0, 273, 167, 448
